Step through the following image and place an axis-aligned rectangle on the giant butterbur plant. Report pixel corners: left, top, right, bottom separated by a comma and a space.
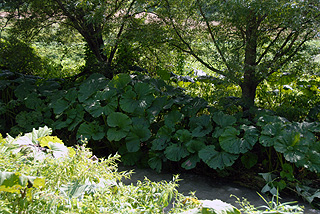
2, 70, 320, 206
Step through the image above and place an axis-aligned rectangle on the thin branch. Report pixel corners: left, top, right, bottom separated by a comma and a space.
196, 0, 231, 72
265, 30, 314, 79
164, 0, 225, 76
257, 27, 286, 64
107, 0, 136, 66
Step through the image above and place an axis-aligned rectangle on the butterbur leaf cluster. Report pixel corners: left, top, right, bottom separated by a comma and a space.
1, 71, 320, 186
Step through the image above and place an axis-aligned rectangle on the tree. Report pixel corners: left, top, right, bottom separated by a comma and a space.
155, 0, 320, 111
1, 0, 159, 78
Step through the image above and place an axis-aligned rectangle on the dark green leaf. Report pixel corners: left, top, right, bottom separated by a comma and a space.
212, 111, 236, 127
259, 123, 283, 147
164, 144, 189, 161
125, 125, 151, 152
185, 140, 206, 153
119, 89, 137, 113
199, 145, 238, 170
109, 73, 132, 90
148, 156, 163, 172
107, 128, 128, 141
174, 129, 192, 143
107, 112, 132, 130
219, 125, 258, 154
77, 122, 105, 141
78, 73, 108, 102
241, 152, 258, 169
164, 111, 183, 128
51, 98, 70, 115
274, 131, 305, 163
296, 150, 320, 173
189, 115, 213, 137
181, 154, 200, 170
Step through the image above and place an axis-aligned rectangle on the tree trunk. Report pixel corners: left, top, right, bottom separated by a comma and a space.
241, 13, 259, 112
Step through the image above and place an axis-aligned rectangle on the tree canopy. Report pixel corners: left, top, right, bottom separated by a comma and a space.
154, 0, 320, 109
1, 0, 320, 109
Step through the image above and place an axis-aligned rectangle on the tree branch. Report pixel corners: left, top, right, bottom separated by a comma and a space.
196, 0, 231, 73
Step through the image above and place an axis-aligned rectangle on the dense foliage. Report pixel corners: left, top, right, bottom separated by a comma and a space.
1, 70, 320, 207
1, 0, 320, 211
0, 127, 306, 213
0, 127, 199, 213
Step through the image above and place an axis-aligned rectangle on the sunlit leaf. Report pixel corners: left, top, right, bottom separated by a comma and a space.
38, 136, 64, 148
78, 73, 108, 102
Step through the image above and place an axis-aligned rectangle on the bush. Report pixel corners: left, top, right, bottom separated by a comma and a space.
0, 127, 201, 213
1, 71, 320, 207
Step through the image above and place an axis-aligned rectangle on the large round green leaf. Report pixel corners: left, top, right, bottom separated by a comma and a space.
84, 89, 118, 117
199, 145, 238, 170
174, 129, 192, 143
78, 73, 108, 102
219, 125, 258, 154
107, 112, 132, 130
274, 131, 305, 163
212, 111, 236, 127
185, 140, 206, 153
109, 73, 132, 90
125, 125, 151, 152
120, 83, 154, 114
181, 154, 200, 170
77, 122, 105, 141
181, 97, 208, 117
296, 150, 320, 173
164, 111, 184, 128
148, 156, 163, 173
189, 115, 213, 137
259, 123, 283, 147
107, 128, 128, 141
164, 144, 189, 161
151, 126, 173, 151
119, 89, 137, 113
134, 82, 155, 99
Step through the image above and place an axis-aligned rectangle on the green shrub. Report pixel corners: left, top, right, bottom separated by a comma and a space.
0, 127, 201, 213
1, 71, 320, 207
